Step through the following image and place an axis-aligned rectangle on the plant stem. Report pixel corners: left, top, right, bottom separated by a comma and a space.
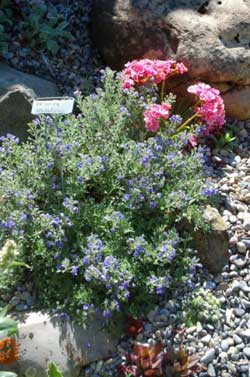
160, 80, 166, 102
175, 113, 198, 134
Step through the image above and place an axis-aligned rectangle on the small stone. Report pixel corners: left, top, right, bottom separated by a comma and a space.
201, 334, 211, 344
237, 241, 247, 254
232, 280, 250, 293
241, 298, 250, 309
219, 351, 228, 363
233, 334, 242, 344
233, 259, 246, 268
242, 239, 250, 249
234, 308, 245, 317
201, 348, 216, 364
186, 325, 196, 334
229, 215, 237, 224
207, 363, 216, 377
221, 338, 234, 352
243, 219, 250, 232
243, 347, 250, 358
241, 329, 250, 338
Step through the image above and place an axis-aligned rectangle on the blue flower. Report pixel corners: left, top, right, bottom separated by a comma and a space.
201, 187, 217, 196
169, 114, 183, 125
123, 193, 130, 202
20, 213, 27, 222
55, 240, 63, 248
149, 201, 156, 209
102, 309, 111, 319
76, 162, 83, 169
71, 266, 79, 276
83, 304, 89, 311
77, 176, 83, 183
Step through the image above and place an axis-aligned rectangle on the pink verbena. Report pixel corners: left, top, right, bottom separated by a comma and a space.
144, 103, 171, 132
122, 59, 188, 90
187, 83, 225, 135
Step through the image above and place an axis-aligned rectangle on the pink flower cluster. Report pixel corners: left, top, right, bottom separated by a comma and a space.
144, 103, 171, 132
187, 83, 225, 135
122, 59, 188, 90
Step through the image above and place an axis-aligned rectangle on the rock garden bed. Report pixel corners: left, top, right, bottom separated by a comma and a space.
0, 1, 250, 377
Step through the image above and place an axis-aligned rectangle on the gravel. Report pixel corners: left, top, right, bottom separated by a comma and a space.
1, 0, 103, 96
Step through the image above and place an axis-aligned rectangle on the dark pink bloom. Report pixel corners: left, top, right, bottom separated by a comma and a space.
187, 83, 225, 135
122, 59, 188, 90
144, 103, 171, 132
187, 135, 198, 150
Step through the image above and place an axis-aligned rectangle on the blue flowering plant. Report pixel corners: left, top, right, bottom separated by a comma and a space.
0, 68, 217, 324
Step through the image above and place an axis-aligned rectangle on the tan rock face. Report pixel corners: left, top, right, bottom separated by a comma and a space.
93, 0, 250, 119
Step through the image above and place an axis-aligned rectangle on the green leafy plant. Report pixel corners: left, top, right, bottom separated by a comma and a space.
0, 307, 17, 339
47, 362, 63, 377
0, 1, 73, 56
21, 3, 72, 54
0, 1, 13, 55
209, 129, 236, 151
0, 67, 218, 325
181, 288, 221, 327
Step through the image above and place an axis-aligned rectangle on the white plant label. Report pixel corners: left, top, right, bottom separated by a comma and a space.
31, 97, 75, 115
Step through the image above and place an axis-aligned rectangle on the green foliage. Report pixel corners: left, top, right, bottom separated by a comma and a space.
0, 306, 17, 339
0, 1, 13, 54
21, 3, 72, 55
0, 1, 72, 56
0, 69, 216, 325
208, 125, 236, 152
47, 362, 63, 377
181, 288, 221, 327
0, 373, 18, 377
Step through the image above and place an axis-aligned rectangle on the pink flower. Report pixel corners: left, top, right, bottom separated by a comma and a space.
186, 135, 198, 150
187, 83, 225, 135
144, 103, 171, 132
122, 59, 188, 90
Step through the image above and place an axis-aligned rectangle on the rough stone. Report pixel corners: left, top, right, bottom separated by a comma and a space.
192, 206, 229, 273
93, 0, 250, 119
0, 64, 59, 140
0, 312, 118, 377
200, 348, 216, 364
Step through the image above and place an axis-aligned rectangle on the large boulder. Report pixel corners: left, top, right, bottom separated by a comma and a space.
0, 64, 59, 140
92, 0, 250, 119
0, 311, 118, 377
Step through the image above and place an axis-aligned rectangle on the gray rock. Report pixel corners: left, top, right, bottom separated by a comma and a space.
178, 206, 229, 273
232, 280, 250, 293
241, 298, 250, 309
240, 329, 250, 338
201, 348, 216, 364
207, 363, 216, 377
237, 241, 247, 254
242, 239, 250, 249
243, 219, 250, 232
243, 347, 250, 358
233, 334, 243, 345
221, 338, 233, 352
0, 64, 59, 141
93, 0, 250, 119
0, 311, 117, 377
